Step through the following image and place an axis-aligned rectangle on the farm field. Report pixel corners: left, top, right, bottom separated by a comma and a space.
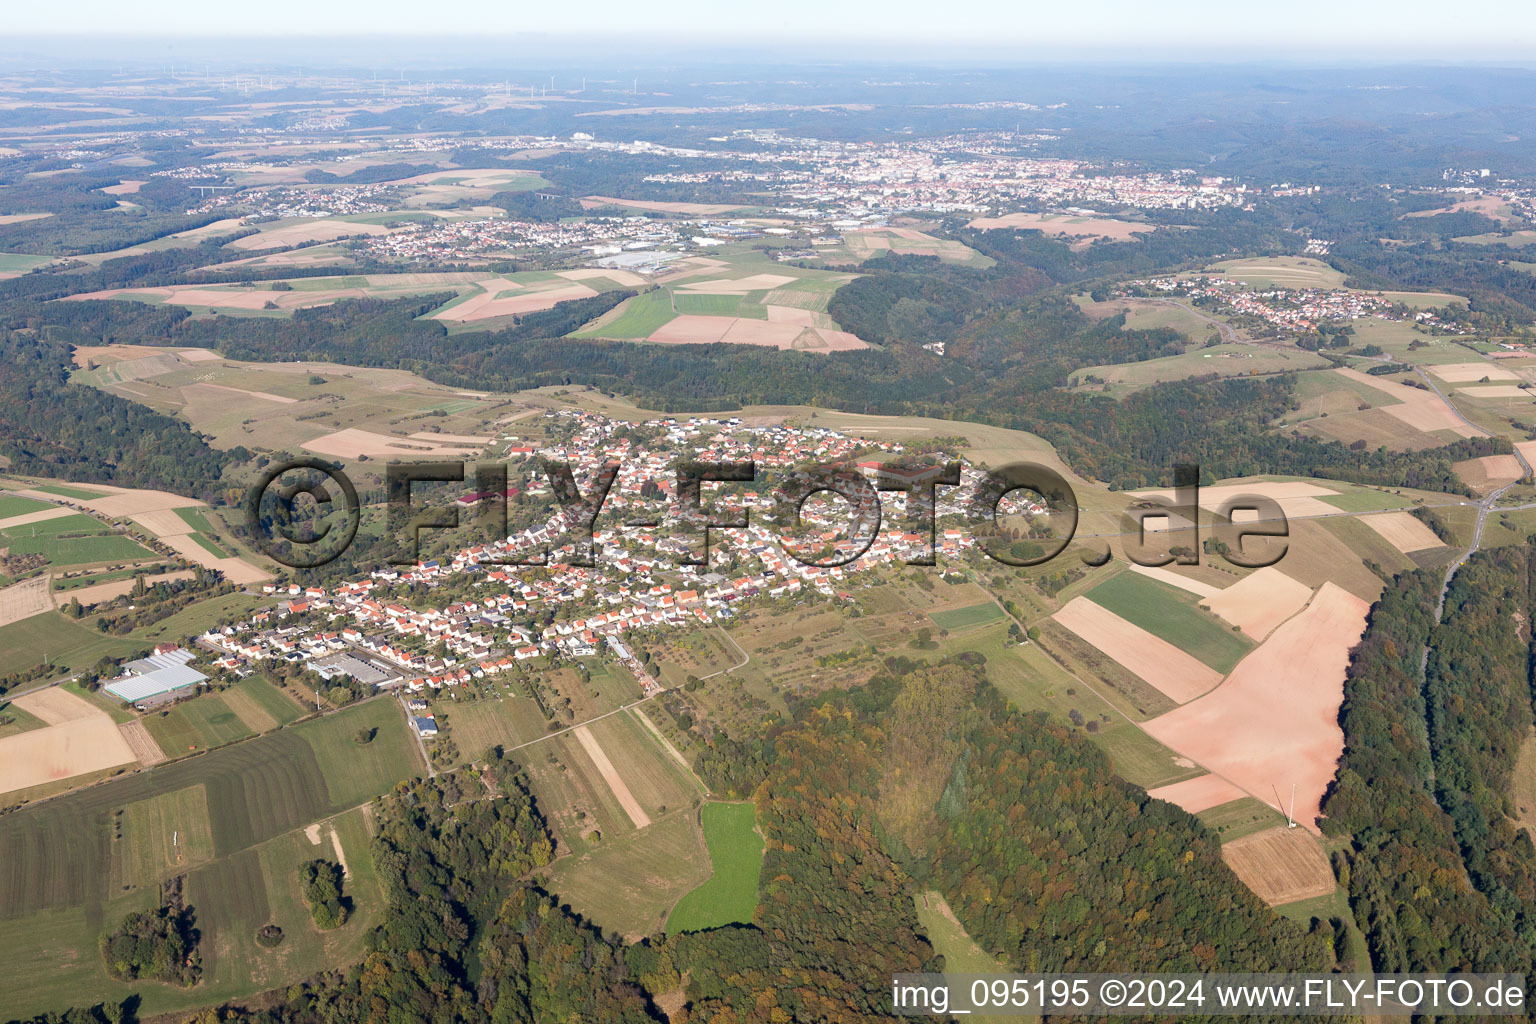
819, 226, 995, 267
0, 494, 55, 519
542, 809, 710, 940
966, 210, 1153, 241
0, 610, 143, 677
1142, 583, 1369, 832
1069, 344, 1327, 395
571, 255, 864, 351
434, 695, 548, 760
1081, 571, 1253, 673
665, 802, 765, 934
927, 601, 1004, 631
0, 513, 154, 566
1219, 826, 1336, 906
0, 704, 412, 1019
143, 692, 257, 756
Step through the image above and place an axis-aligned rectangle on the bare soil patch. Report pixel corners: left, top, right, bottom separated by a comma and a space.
1146, 774, 1250, 814
1358, 511, 1445, 554
1052, 597, 1224, 704
1143, 583, 1370, 834
1200, 567, 1313, 640
1221, 826, 1336, 905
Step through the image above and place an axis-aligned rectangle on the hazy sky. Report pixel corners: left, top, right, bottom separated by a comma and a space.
9, 0, 1536, 59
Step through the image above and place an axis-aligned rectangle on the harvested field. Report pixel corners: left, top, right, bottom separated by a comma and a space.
1052, 597, 1224, 704
0, 212, 52, 225
1146, 774, 1250, 815
573, 724, 651, 830
647, 316, 866, 351
1127, 563, 1223, 599
1359, 511, 1445, 554
1334, 367, 1484, 437
1199, 567, 1313, 640
1454, 454, 1524, 494
119, 719, 167, 766
158, 535, 271, 585
432, 282, 597, 322
44, 484, 200, 519
12, 687, 100, 725
1130, 479, 1345, 520
676, 273, 798, 294
100, 180, 146, 195
1220, 826, 1336, 905
0, 714, 137, 795
965, 211, 1151, 240
302, 426, 491, 459
1455, 385, 1534, 398
1143, 583, 1371, 834
765, 304, 816, 325
0, 576, 53, 627
179, 348, 220, 361
560, 267, 647, 287
1429, 361, 1520, 382
225, 219, 390, 250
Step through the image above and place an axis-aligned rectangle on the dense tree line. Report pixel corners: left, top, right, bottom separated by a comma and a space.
0, 317, 246, 498
1321, 550, 1536, 990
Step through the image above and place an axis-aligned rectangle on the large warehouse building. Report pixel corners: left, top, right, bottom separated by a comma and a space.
103, 647, 208, 707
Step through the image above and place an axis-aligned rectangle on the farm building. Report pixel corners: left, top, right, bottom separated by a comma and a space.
103, 647, 208, 706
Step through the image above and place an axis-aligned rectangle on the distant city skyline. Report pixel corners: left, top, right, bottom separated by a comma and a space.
7, 1, 1536, 61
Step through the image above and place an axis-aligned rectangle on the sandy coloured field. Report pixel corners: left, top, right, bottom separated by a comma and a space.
1130, 479, 1344, 520
573, 724, 651, 830
62, 486, 201, 519
118, 719, 167, 766
179, 348, 220, 362
130, 507, 196, 537
1220, 826, 1336, 905
56, 570, 196, 609
12, 687, 101, 725
432, 282, 597, 322
559, 268, 647, 287
580, 195, 741, 215
1052, 597, 1225, 704
0, 715, 138, 792
1430, 361, 1520, 382
1359, 511, 1445, 554
0, 713, 137, 795
302, 426, 491, 459
1200, 567, 1313, 640
676, 273, 799, 294
1334, 367, 1484, 437
647, 316, 865, 351
225, 219, 391, 250
1143, 582, 1370, 835
159, 535, 271, 585
100, 180, 146, 195
0, 505, 73, 531
1454, 454, 1525, 494
1455, 386, 1534, 398
0, 576, 54, 628
765, 304, 816, 325
69, 343, 182, 368
1146, 774, 1250, 815
1127, 563, 1224, 599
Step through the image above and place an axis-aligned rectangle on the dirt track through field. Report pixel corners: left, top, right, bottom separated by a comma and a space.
573, 724, 651, 829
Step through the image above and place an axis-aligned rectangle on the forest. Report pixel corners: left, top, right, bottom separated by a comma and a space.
1321, 547, 1536, 994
